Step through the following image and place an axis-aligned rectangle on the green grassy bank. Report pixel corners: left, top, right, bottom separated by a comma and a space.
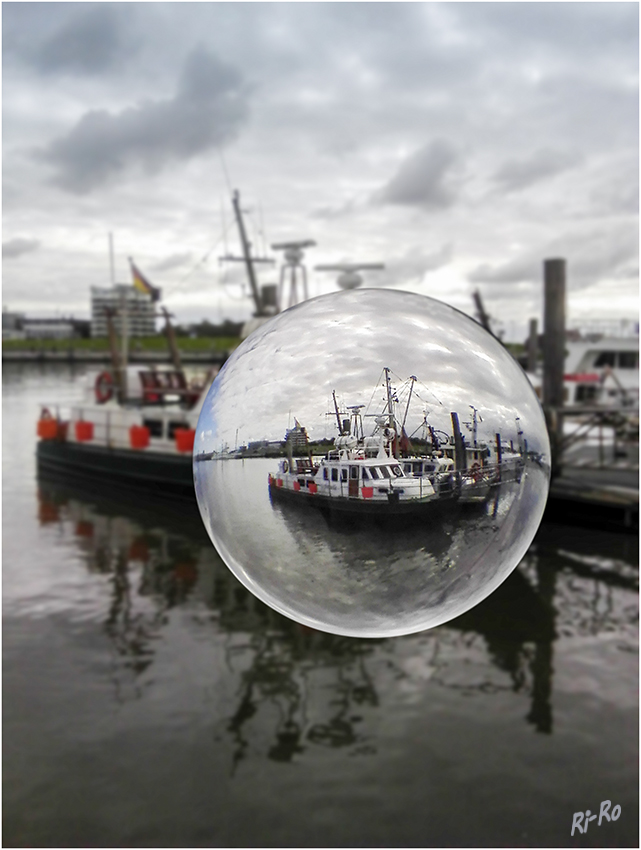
2, 336, 240, 353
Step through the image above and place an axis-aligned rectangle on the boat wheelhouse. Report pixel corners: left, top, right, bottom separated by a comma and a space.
269, 450, 438, 515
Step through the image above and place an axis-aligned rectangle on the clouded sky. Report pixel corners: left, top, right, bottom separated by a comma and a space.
198, 289, 549, 454
3, 2, 638, 338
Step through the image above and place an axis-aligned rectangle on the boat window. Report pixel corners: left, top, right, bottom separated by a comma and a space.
576, 385, 599, 402
350, 466, 359, 479
379, 466, 391, 478
362, 468, 369, 480
167, 420, 187, 439
143, 418, 163, 438
618, 351, 638, 369
390, 465, 403, 477
341, 468, 348, 482
323, 468, 328, 480
594, 351, 616, 367
331, 468, 338, 482
368, 467, 380, 479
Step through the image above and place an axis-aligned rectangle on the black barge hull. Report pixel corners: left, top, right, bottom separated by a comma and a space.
36, 440, 194, 497
268, 479, 473, 517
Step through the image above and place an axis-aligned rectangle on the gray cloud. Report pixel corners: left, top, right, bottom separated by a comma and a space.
468, 258, 539, 286
374, 139, 463, 209
469, 223, 638, 293
151, 253, 193, 273
493, 148, 579, 193
377, 244, 454, 288
37, 46, 250, 193
2, 4, 637, 332
2, 237, 41, 259
34, 5, 131, 75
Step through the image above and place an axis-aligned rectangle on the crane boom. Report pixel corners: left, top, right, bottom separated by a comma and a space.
231, 190, 263, 316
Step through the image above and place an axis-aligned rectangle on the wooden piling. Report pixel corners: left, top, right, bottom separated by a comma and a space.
451, 412, 466, 470
542, 258, 566, 479
527, 318, 538, 373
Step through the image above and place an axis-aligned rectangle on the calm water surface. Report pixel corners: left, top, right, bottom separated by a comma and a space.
3, 364, 638, 848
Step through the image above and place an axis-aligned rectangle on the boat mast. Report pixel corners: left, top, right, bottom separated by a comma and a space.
104, 307, 124, 402
161, 306, 184, 377
469, 405, 481, 448
398, 375, 416, 457
231, 190, 263, 316
383, 367, 399, 458
332, 390, 344, 434
401, 375, 416, 433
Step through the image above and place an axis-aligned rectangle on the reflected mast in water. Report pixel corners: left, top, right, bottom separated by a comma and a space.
35, 470, 638, 773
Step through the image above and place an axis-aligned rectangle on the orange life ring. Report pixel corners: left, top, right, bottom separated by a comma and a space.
470, 461, 482, 482
95, 371, 114, 404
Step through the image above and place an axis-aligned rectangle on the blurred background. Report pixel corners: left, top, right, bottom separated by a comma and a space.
3, 3, 638, 847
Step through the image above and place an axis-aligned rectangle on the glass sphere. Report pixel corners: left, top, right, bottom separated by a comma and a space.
194, 289, 550, 638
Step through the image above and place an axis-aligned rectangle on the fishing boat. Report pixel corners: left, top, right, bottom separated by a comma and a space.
268, 368, 526, 516
36, 360, 216, 496
35, 190, 272, 495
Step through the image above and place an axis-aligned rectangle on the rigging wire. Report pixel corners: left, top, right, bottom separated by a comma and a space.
363, 368, 386, 419
217, 146, 233, 197
159, 217, 237, 298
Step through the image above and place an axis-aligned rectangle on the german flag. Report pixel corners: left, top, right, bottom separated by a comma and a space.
129, 258, 161, 302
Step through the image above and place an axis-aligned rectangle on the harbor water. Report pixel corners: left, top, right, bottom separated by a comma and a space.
3, 364, 638, 848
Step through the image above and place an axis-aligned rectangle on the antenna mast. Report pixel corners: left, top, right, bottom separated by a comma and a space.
383, 367, 400, 458
272, 240, 316, 309
315, 262, 385, 291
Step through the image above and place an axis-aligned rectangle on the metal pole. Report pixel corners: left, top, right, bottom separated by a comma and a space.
120, 287, 128, 399
108, 232, 115, 286
599, 419, 604, 468
543, 258, 566, 479
527, 318, 538, 373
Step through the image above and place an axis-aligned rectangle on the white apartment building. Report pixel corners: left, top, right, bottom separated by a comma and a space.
91, 284, 156, 338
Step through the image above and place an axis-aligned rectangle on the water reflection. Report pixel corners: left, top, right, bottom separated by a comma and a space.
36, 471, 638, 769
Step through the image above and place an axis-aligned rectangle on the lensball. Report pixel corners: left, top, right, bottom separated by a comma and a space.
194, 289, 550, 638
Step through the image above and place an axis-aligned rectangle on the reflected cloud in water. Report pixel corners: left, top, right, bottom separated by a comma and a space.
36, 473, 637, 768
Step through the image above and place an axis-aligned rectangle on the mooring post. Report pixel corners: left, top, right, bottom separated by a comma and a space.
527, 318, 538, 373
451, 412, 466, 470
542, 258, 566, 479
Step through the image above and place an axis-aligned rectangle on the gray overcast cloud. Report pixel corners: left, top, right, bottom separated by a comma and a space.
2, 2, 638, 338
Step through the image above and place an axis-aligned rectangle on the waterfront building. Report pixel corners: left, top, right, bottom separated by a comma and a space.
91, 284, 156, 338
2, 308, 25, 340
285, 420, 310, 451
3, 308, 90, 340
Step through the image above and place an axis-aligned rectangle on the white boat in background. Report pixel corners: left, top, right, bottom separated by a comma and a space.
36, 361, 216, 494
525, 335, 639, 408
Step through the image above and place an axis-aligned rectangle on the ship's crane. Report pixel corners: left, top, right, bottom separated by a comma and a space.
220, 190, 275, 318
314, 262, 385, 291
271, 240, 317, 309
472, 289, 492, 334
